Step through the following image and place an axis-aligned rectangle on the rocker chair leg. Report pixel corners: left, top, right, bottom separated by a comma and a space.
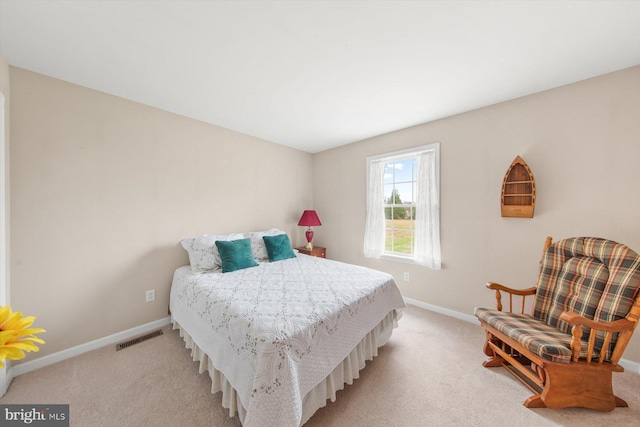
482, 334, 506, 367
614, 396, 628, 408
482, 333, 502, 357
537, 363, 620, 411
482, 356, 504, 368
524, 395, 546, 408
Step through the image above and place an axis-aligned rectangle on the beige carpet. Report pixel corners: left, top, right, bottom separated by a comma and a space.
2, 305, 640, 426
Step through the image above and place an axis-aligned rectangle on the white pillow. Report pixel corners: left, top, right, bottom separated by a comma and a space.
247, 229, 286, 261
180, 233, 244, 272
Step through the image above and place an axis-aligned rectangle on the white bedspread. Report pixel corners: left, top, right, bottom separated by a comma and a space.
170, 253, 405, 426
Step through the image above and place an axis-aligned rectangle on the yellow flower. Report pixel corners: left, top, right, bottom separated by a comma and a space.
0, 306, 45, 367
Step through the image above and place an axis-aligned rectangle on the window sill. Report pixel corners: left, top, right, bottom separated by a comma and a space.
380, 254, 417, 265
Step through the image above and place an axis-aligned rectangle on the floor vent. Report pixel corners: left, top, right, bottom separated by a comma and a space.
116, 329, 164, 351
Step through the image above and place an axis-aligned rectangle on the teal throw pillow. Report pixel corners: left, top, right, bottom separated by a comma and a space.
263, 234, 296, 262
215, 238, 259, 273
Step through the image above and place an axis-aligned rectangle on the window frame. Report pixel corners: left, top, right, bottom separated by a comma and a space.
365, 143, 440, 266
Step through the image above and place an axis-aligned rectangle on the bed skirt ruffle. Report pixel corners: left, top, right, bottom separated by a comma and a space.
172, 309, 400, 426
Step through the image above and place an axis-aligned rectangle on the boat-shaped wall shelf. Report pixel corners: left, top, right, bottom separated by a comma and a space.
501, 155, 536, 218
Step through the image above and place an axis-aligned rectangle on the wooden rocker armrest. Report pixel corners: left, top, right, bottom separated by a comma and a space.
486, 282, 536, 296
559, 312, 635, 333
559, 311, 636, 364
485, 282, 536, 313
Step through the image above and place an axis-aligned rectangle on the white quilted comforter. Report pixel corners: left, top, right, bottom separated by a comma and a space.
170, 253, 405, 426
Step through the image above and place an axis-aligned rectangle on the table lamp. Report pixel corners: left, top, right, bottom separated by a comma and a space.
298, 210, 322, 250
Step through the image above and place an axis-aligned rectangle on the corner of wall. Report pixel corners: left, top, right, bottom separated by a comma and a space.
0, 51, 12, 396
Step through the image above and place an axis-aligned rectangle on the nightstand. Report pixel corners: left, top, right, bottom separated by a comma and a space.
296, 246, 326, 258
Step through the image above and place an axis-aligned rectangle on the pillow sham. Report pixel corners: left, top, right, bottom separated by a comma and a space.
215, 238, 259, 273
248, 229, 286, 261
180, 233, 244, 272
263, 234, 296, 262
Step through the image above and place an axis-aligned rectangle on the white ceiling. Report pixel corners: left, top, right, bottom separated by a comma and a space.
1, 1, 639, 153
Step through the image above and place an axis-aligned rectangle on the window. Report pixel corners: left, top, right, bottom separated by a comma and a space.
363, 143, 441, 269
384, 157, 417, 255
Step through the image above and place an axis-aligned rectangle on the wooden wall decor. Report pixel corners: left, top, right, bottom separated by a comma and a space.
501, 156, 536, 218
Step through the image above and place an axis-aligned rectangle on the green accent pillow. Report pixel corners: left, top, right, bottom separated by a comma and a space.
263, 234, 296, 262
215, 238, 259, 273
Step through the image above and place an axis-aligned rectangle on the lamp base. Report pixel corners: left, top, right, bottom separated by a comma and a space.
305, 228, 314, 250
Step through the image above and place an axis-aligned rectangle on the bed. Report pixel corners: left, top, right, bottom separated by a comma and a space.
170, 230, 405, 426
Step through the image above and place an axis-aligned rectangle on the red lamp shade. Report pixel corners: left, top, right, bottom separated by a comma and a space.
297, 210, 322, 227
298, 210, 321, 250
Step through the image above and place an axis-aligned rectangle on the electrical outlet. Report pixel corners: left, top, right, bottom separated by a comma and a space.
146, 289, 156, 303
403, 272, 410, 282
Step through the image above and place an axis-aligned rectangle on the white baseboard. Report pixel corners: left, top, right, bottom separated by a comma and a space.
403, 297, 480, 325
403, 297, 640, 375
618, 357, 640, 375
9, 316, 172, 379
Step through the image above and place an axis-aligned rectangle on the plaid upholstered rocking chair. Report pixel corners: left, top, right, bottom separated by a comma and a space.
475, 236, 640, 411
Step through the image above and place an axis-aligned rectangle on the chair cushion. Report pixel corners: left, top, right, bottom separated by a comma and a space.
474, 308, 589, 364
532, 237, 640, 359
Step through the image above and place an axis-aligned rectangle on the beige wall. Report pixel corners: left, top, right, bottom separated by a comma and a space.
9, 67, 314, 361
1, 54, 9, 307
313, 66, 640, 363
0, 53, 10, 393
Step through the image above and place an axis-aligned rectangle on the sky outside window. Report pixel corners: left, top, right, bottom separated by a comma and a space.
384, 158, 416, 203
